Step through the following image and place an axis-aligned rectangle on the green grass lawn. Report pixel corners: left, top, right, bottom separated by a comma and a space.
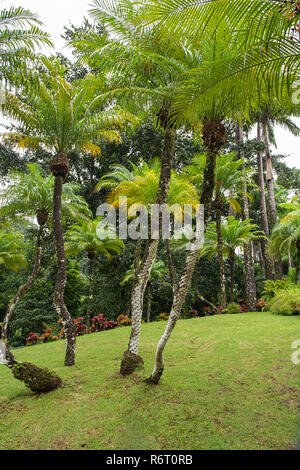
0, 311, 299, 450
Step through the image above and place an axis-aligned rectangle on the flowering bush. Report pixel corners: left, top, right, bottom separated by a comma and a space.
74, 317, 87, 336
39, 328, 59, 343
217, 306, 228, 314
238, 300, 248, 312
26, 332, 39, 347
257, 298, 269, 312
156, 313, 169, 321
91, 314, 118, 332
117, 314, 132, 326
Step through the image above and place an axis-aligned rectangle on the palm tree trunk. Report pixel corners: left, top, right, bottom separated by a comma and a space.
52, 173, 76, 366
229, 251, 235, 302
262, 121, 282, 280
216, 200, 227, 307
86, 257, 95, 333
1, 224, 44, 341
120, 123, 176, 375
257, 123, 273, 280
146, 284, 151, 322
146, 119, 226, 385
296, 238, 300, 284
236, 122, 257, 311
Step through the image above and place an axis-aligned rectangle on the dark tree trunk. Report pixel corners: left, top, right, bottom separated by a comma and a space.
257, 123, 273, 280
146, 119, 226, 385
236, 122, 257, 311
215, 197, 227, 307
1, 223, 44, 340
229, 251, 235, 303
120, 114, 176, 375
86, 256, 96, 333
51, 154, 76, 367
262, 121, 282, 280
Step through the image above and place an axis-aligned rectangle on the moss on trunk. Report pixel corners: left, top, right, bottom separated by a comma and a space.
120, 350, 144, 376
12, 362, 62, 393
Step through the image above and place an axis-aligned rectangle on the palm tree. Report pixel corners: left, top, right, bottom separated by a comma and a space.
268, 209, 300, 284
0, 6, 51, 83
185, 152, 253, 307
121, 260, 169, 322
72, 0, 204, 372
65, 218, 124, 332
0, 163, 90, 341
1, 57, 133, 366
204, 217, 265, 302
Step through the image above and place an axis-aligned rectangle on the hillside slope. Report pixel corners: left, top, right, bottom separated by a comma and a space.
0, 312, 299, 450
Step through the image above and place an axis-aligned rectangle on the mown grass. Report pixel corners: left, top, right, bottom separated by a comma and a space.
0, 311, 299, 450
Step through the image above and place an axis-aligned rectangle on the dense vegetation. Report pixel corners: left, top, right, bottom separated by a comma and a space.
0, 0, 299, 448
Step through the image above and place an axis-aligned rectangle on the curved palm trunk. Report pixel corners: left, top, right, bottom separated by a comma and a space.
257, 123, 273, 280
165, 239, 176, 293
236, 123, 257, 311
146, 120, 226, 385
1, 224, 44, 340
86, 256, 95, 333
146, 284, 151, 323
51, 157, 76, 367
120, 122, 176, 375
262, 121, 282, 280
215, 198, 227, 307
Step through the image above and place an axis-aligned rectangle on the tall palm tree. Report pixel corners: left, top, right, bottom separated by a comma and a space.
65, 218, 124, 332
0, 58, 133, 365
268, 209, 300, 284
0, 163, 90, 340
121, 260, 169, 322
72, 0, 203, 372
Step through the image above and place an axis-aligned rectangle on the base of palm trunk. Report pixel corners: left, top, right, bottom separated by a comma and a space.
12, 362, 62, 393
145, 367, 164, 385
120, 350, 144, 376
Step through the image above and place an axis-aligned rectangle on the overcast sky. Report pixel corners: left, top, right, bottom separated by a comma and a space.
3, 0, 300, 169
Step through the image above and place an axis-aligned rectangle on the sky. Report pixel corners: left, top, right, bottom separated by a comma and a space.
2, 0, 300, 169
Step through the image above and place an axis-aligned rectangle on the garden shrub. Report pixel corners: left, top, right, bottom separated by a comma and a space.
73, 317, 87, 336
156, 313, 169, 321
257, 298, 269, 312
269, 287, 300, 316
227, 302, 241, 314
117, 314, 132, 326
262, 279, 293, 302
91, 314, 118, 332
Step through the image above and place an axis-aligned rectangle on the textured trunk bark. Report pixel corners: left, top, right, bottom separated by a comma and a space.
1, 224, 44, 341
86, 258, 95, 334
120, 124, 176, 375
262, 121, 282, 280
165, 239, 176, 293
146, 120, 226, 384
216, 201, 227, 307
236, 122, 257, 311
146, 284, 151, 323
52, 174, 76, 366
257, 123, 273, 280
